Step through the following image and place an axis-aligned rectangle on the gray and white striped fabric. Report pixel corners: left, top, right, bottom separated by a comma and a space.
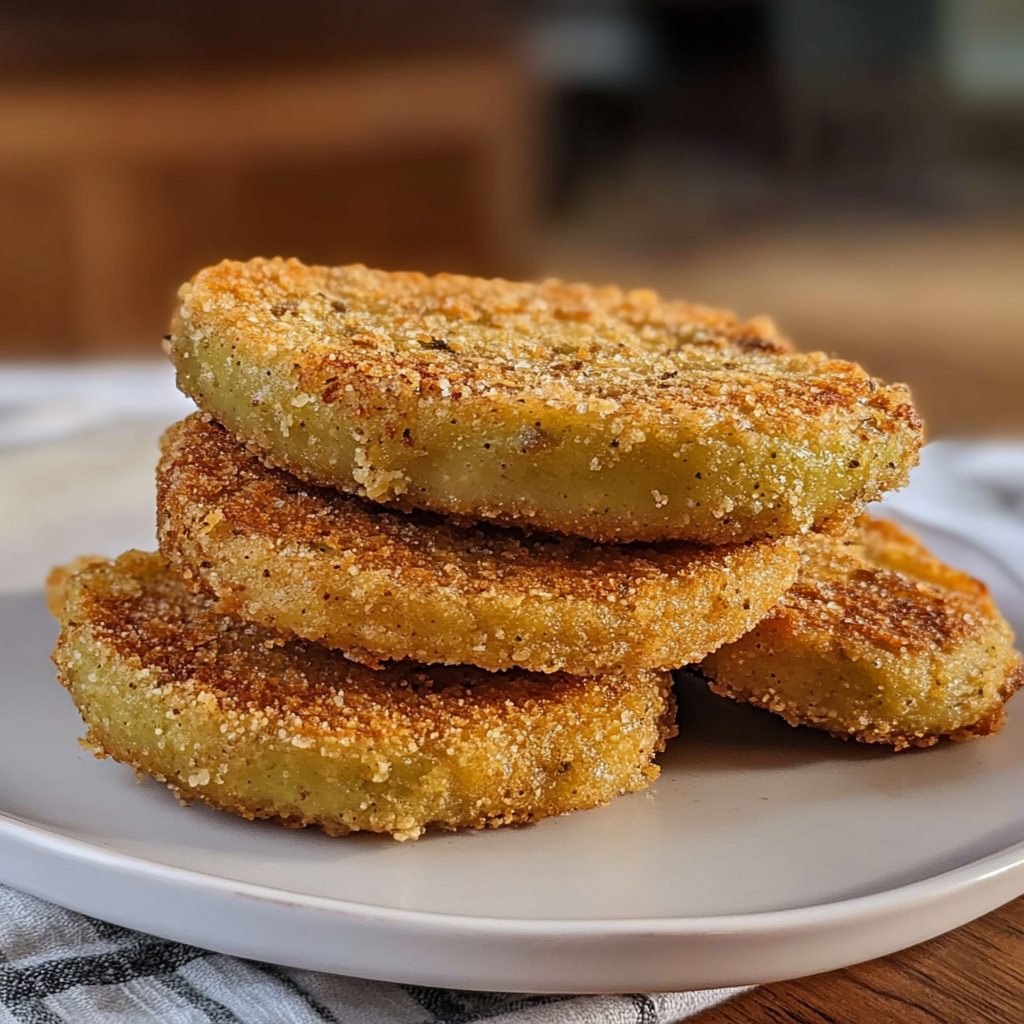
0, 886, 745, 1024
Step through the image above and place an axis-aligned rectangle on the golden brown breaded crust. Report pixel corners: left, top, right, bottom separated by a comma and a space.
45, 555, 108, 617
157, 415, 799, 674
701, 517, 1023, 749
169, 258, 922, 544
50, 551, 677, 840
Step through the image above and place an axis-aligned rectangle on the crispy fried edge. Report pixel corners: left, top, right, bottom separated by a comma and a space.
156, 415, 800, 673
169, 258, 922, 544
700, 518, 1024, 749
50, 552, 678, 839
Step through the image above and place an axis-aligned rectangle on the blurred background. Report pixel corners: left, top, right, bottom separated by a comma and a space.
1, 0, 1022, 436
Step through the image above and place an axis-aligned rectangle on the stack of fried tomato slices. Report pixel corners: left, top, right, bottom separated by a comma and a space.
49, 259, 1019, 840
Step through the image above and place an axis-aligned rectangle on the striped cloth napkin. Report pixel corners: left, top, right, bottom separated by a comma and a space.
0, 885, 744, 1024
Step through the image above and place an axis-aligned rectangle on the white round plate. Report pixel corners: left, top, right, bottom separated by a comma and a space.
2, 521, 1024, 994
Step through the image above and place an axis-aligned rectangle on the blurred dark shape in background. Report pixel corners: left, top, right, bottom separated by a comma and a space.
0, 0, 532, 357
0, 0, 1022, 435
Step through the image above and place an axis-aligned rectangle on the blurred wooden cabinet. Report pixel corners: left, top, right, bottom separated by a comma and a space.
0, 52, 534, 356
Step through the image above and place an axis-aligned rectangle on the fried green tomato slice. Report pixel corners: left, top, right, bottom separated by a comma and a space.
168, 258, 923, 544
156, 415, 799, 674
49, 551, 677, 841
700, 518, 1024, 749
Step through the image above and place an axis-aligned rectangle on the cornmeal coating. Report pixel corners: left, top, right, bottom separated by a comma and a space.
701, 518, 1024, 749
157, 415, 799, 674
49, 552, 676, 841
169, 258, 923, 544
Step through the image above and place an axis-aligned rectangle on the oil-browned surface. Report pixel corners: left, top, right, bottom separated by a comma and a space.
157, 415, 799, 673
169, 258, 923, 543
50, 551, 676, 840
701, 518, 1023, 748
784, 520, 990, 655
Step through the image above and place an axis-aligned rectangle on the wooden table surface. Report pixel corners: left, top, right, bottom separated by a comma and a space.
694, 896, 1024, 1023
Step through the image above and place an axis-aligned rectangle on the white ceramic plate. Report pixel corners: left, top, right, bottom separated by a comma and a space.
2, 520, 1024, 994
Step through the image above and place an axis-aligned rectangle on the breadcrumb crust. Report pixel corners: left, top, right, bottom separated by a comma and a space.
157, 415, 799, 673
701, 518, 1023, 749
49, 552, 677, 840
169, 258, 923, 543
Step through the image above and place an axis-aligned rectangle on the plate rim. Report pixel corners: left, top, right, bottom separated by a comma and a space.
3, 806, 1024, 936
